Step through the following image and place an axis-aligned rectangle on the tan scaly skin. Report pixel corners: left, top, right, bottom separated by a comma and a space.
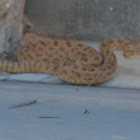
0, 33, 139, 85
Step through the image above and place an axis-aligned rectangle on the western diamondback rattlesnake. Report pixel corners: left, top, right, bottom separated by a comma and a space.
0, 33, 139, 85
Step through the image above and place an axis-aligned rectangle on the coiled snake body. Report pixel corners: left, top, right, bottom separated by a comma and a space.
0, 33, 139, 85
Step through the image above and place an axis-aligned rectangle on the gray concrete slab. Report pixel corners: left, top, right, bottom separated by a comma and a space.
0, 81, 140, 140
25, 0, 140, 40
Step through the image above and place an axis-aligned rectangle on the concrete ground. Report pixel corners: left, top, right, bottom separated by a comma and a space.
0, 81, 140, 140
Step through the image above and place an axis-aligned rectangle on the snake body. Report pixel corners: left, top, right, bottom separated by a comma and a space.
0, 33, 139, 85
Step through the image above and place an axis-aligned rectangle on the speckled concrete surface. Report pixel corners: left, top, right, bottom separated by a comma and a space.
0, 81, 140, 140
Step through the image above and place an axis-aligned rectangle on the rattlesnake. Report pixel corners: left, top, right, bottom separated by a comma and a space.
0, 33, 139, 85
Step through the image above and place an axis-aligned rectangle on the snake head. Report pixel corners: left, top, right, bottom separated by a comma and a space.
123, 44, 140, 58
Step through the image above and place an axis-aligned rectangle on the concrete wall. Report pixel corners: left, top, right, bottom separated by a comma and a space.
25, 0, 140, 40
